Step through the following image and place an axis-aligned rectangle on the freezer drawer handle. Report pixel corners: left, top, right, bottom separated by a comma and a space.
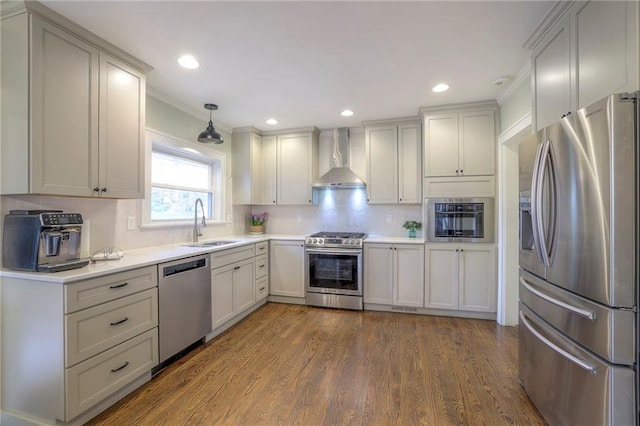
520, 311, 596, 374
520, 277, 596, 320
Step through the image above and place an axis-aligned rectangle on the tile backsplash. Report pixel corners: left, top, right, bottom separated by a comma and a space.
0, 191, 422, 262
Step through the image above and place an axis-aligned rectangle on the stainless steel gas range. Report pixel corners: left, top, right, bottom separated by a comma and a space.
304, 232, 367, 310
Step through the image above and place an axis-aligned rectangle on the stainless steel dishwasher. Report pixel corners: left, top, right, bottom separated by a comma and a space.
157, 254, 211, 363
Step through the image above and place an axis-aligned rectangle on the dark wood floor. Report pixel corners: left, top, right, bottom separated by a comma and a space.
87, 303, 546, 425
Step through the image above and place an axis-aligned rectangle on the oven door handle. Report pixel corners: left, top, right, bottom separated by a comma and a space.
305, 248, 361, 255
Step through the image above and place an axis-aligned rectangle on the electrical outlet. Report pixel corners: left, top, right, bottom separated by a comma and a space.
127, 216, 136, 231
297, 214, 302, 223
226, 214, 233, 223
386, 214, 392, 223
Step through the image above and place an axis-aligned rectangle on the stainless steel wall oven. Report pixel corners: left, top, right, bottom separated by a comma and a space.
425, 198, 494, 243
305, 232, 366, 310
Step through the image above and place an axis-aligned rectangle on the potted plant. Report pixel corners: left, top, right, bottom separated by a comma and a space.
402, 220, 422, 238
248, 212, 268, 234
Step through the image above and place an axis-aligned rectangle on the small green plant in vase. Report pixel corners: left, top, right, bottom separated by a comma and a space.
248, 213, 268, 234
402, 220, 422, 238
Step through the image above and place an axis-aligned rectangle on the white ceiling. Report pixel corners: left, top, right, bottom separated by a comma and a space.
42, 1, 553, 132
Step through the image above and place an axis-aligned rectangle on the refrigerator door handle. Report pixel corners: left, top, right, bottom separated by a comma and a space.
530, 142, 546, 265
535, 140, 554, 267
520, 277, 596, 320
519, 311, 597, 374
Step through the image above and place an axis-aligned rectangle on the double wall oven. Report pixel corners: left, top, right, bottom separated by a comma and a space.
305, 232, 366, 310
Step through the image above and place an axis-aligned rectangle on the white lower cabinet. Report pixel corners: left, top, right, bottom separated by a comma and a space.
269, 240, 305, 298
364, 243, 424, 308
211, 247, 256, 329
1, 266, 159, 424
424, 244, 496, 312
254, 246, 269, 302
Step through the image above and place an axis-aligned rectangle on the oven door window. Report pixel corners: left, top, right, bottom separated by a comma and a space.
308, 252, 359, 292
434, 212, 484, 238
455, 212, 484, 238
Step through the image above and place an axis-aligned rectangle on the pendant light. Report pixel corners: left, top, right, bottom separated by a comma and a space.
198, 103, 224, 144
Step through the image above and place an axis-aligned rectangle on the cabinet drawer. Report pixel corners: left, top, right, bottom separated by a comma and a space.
65, 328, 158, 421
210, 245, 255, 269
65, 266, 157, 313
66, 288, 158, 367
255, 241, 268, 256
256, 276, 268, 301
255, 255, 268, 279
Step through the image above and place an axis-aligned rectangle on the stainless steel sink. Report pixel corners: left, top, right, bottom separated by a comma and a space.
185, 240, 237, 248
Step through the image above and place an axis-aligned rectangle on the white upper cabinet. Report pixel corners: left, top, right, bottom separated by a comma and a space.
365, 119, 421, 204
1, 7, 149, 198
98, 53, 145, 198
231, 128, 318, 205
575, 1, 637, 108
530, 0, 638, 130
277, 131, 318, 205
232, 129, 263, 205
261, 135, 278, 205
422, 104, 497, 178
532, 14, 572, 129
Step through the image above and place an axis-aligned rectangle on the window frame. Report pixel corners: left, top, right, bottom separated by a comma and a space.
142, 129, 226, 228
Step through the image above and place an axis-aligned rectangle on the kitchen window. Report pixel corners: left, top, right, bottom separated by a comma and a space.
143, 129, 226, 227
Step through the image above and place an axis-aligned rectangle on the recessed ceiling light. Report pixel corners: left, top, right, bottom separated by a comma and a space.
432, 83, 449, 93
177, 55, 200, 69
341, 109, 354, 117
266, 118, 278, 125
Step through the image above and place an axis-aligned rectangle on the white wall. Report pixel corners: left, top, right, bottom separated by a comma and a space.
497, 71, 533, 326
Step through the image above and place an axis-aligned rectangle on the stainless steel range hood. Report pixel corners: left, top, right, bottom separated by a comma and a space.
312, 128, 365, 189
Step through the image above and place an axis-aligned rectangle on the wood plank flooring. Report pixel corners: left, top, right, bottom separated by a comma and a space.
87, 303, 546, 425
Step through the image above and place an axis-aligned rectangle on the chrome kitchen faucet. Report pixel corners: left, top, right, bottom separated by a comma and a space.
193, 198, 206, 243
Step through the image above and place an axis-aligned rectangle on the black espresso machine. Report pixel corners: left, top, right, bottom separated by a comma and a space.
2, 210, 89, 272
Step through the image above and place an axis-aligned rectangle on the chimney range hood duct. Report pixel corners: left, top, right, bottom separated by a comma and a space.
312, 128, 365, 189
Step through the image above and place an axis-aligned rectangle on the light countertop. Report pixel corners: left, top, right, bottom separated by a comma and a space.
0, 234, 303, 284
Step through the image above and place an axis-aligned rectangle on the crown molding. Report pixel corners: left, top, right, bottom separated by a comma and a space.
523, 1, 575, 50
496, 61, 531, 106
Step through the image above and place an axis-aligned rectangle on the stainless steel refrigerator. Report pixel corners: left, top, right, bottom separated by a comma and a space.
519, 92, 638, 425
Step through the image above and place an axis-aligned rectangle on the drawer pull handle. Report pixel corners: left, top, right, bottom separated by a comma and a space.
110, 317, 129, 326
520, 277, 596, 320
259, 265, 265, 269
110, 361, 130, 373
259, 287, 265, 291
110, 282, 129, 289
520, 311, 596, 374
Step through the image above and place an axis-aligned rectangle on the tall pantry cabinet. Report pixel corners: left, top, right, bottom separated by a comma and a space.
1, 3, 150, 198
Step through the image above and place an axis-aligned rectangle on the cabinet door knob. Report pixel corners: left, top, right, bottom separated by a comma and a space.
101, 188, 107, 193
273, 200, 276, 204
93, 187, 100, 192
460, 170, 463, 175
